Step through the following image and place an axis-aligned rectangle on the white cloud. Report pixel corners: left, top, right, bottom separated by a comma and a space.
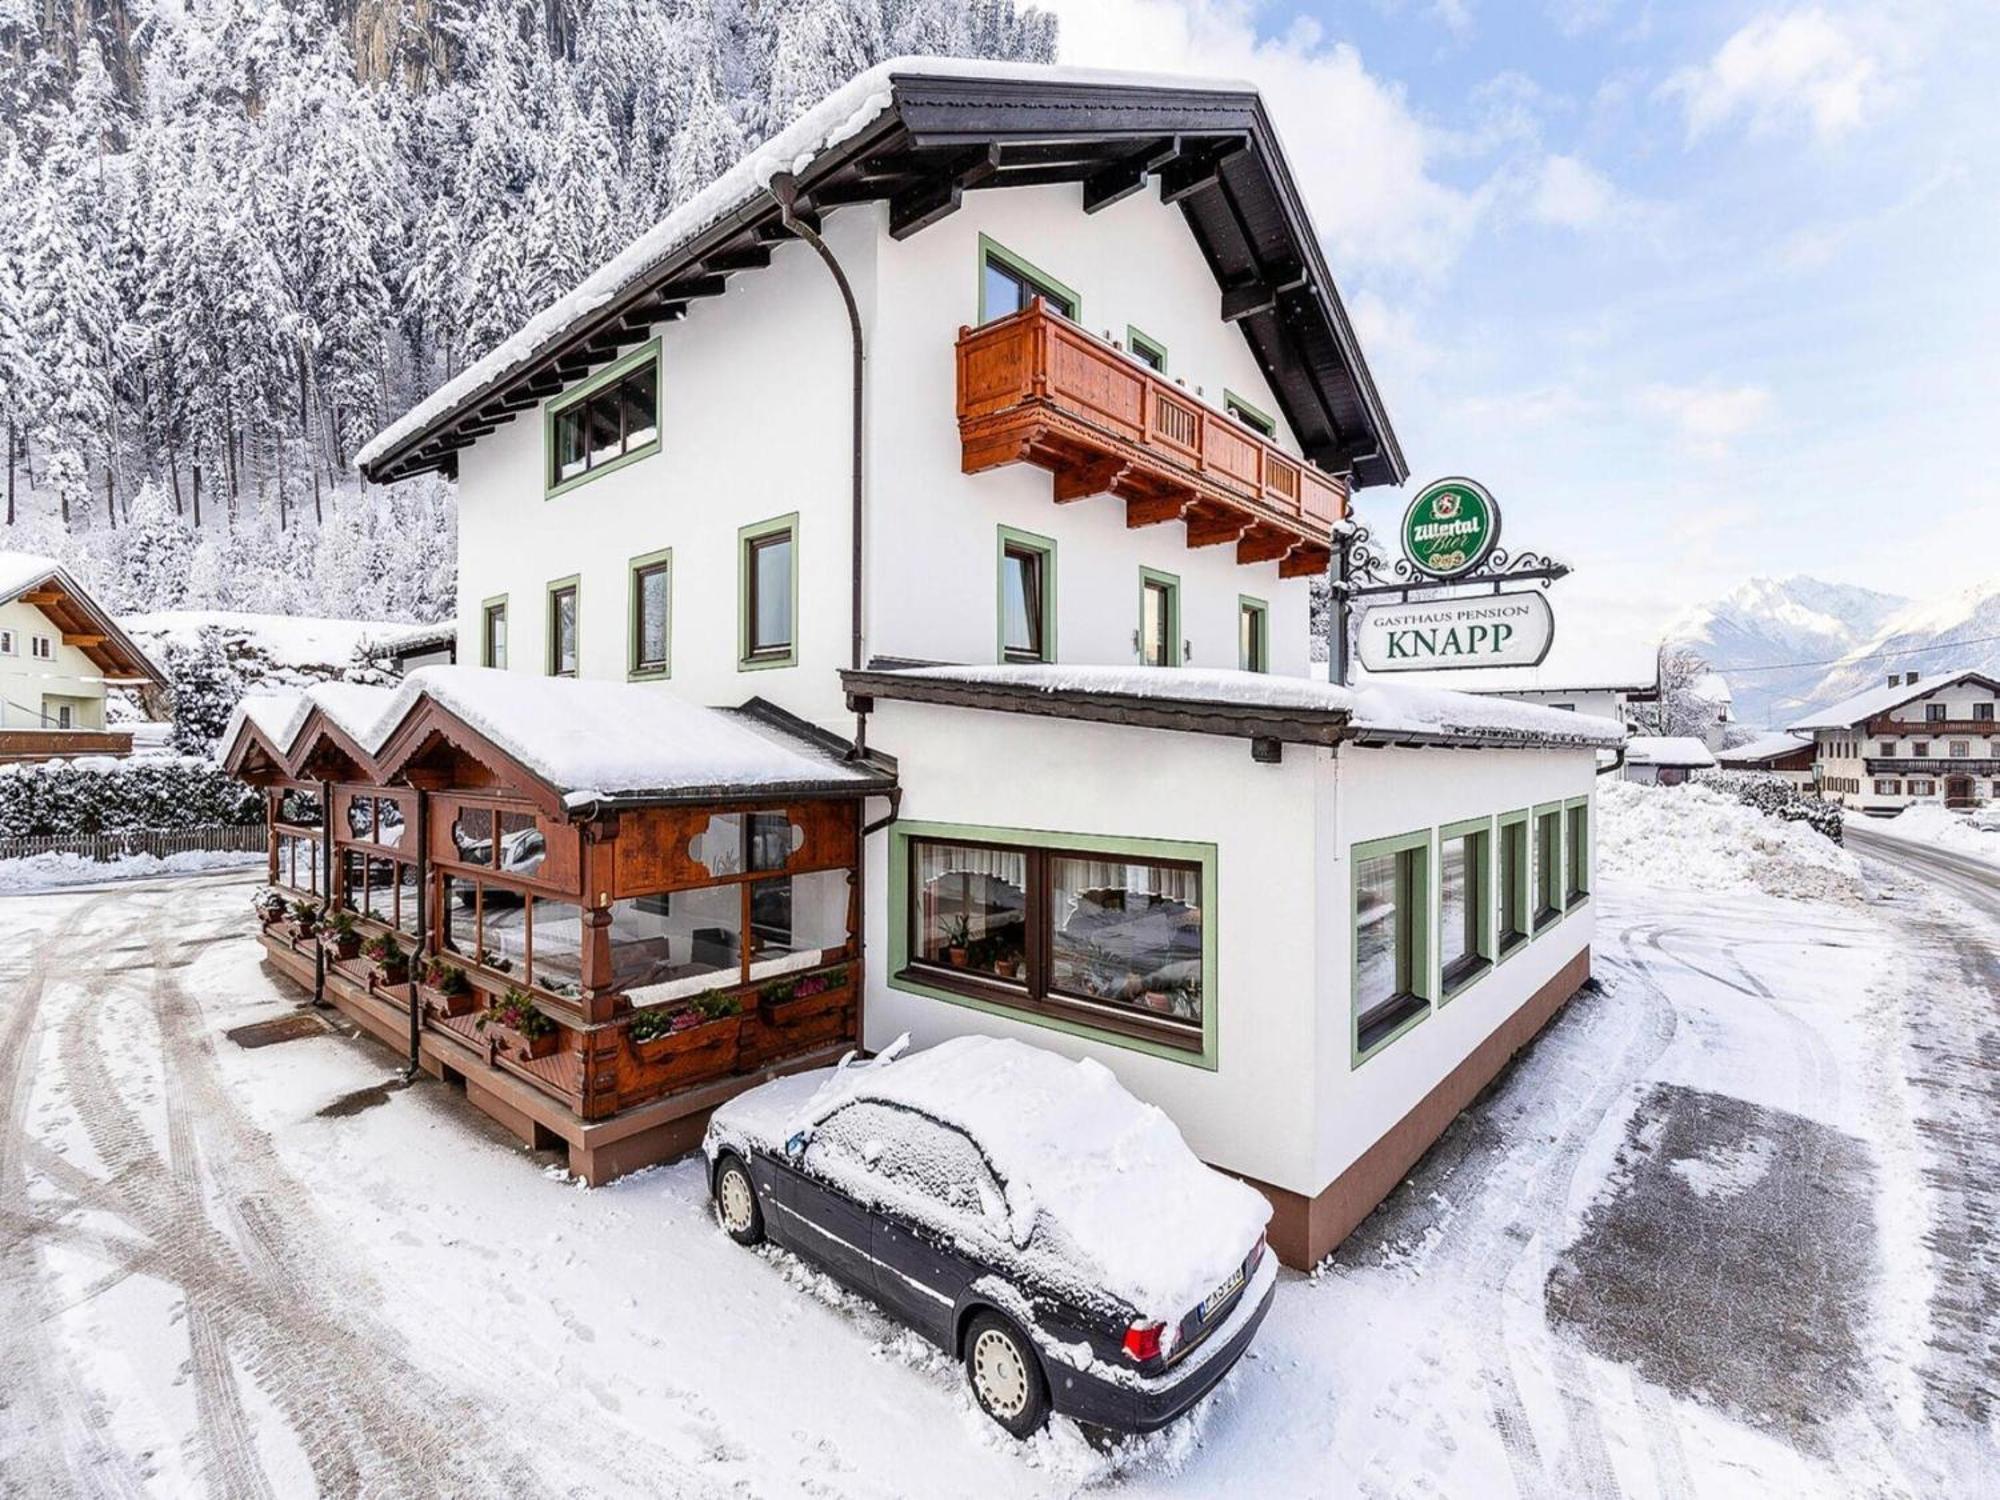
1660, 9, 1888, 144
1640, 382, 1773, 454
1042, 0, 1487, 278
1428, 0, 1476, 42
1528, 154, 1618, 228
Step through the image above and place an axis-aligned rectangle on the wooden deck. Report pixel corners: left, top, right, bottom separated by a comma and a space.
956, 301, 1344, 578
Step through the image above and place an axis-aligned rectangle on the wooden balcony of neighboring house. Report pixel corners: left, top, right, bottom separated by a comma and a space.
1866, 757, 2000, 776
1868, 716, 1998, 736
0, 727, 134, 763
956, 301, 1345, 577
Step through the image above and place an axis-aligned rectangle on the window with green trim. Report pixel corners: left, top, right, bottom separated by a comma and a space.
629, 551, 671, 678
1534, 805, 1563, 930
547, 342, 660, 495
1565, 800, 1590, 907
482, 598, 508, 669
1226, 391, 1275, 438
739, 516, 797, 669
979, 236, 1078, 323
1140, 568, 1180, 667
547, 579, 579, 677
1127, 326, 1167, 372
1238, 597, 1268, 673
1353, 831, 1431, 1060
1498, 811, 1530, 956
1440, 820, 1492, 996
997, 527, 1055, 664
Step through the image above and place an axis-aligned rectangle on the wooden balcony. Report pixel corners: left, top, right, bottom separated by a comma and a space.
0, 727, 133, 763
1866, 716, 1997, 736
956, 302, 1344, 578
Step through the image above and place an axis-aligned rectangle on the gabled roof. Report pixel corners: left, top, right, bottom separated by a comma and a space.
1715, 731, 1812, 766
1787, 668, 2000, 731
0, 551, 164, 685
1625, 736, 1717, 768
357, 59, 1405, 490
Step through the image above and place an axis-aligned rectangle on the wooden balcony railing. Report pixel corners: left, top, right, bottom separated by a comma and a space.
956, 301, 1345, 578
0, 728, 134, 762
1866, 717, 1997, 737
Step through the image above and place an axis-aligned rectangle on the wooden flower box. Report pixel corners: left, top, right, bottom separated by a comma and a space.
323, 929, 362, 962
749, 970, 854, 1063
417, 980, 478, 1019
482, 1016, 561, 1062
366, 959, 411, 995
628, 1012, 745, 1091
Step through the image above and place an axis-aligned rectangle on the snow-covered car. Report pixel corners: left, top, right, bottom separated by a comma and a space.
702, 1035, 1275, 1437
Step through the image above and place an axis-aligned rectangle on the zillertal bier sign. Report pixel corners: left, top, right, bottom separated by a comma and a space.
1402, 477, 1498, 579
1357, 592, 1555, 672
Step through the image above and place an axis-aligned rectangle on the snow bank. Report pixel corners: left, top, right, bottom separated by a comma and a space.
1598, 779, 1868, 902
1858, 804, 2000, 865
0, 848, 261, 893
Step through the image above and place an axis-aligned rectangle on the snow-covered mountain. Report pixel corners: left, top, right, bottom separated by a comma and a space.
1804, 580, 2000, 712
1670, 577, 1908, 728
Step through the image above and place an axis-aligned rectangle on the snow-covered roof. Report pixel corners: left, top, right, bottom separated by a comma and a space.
852, 663, 1626, 749
358, 58, 1404, 488
794, 1037, 1270, 1324
1624, 736, 1717, 768
1787, 668, 1996, 731
0, 550, 164, 685
1690, 671, 1734, 705
1715, 732, 1812, 766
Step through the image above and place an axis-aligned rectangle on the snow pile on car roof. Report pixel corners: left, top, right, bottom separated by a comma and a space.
815, 1036, 1270, 1323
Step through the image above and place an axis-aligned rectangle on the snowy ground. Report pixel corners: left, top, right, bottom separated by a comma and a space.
1853, 803, 2000, 865
2, 844, 1996, 1496
0, 849, 263, 894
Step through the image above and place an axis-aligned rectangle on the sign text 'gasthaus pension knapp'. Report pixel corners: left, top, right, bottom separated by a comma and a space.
1357, 591, 1556, 672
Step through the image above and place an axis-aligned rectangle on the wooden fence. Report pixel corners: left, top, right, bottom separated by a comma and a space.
0, 824, 266, 864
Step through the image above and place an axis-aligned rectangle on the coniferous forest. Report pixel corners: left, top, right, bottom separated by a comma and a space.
0, 0, 1055, 620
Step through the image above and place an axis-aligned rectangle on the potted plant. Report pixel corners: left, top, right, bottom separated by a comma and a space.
323, 906, 362, 961
253, 889, 288, 928
361, 931, 409, 988
475, 987, 560, 1060
289, 899, 321, 939
416, 958, 477, 1018
627, 991, 745, 1081
942, 916, 971, 967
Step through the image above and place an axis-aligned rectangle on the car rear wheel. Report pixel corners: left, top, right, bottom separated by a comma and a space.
964, 1312, 1049, 1438
712, 1153, 764, 1246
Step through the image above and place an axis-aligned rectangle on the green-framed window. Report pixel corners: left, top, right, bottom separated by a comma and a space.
1497, 808, 1530, 959
978, 235, 1079, 323
888, 820, 1219, 1069
1126, 326, 1167, 373
1139, 566, 1181, 668
545, 339, 661, 500
1225, 390, 1276, 439
997, 525, 1056, 664
739, 513, 798, 670
1439, 816, 1495, 999
1352, 828, 1433, 1065
1564, 796, 1591, 908
1533, 801, 1564, 932
481, 595, 508, 670
628, 548, 672, 680
546, 576, 579, 677
1238, 595, 1269, 673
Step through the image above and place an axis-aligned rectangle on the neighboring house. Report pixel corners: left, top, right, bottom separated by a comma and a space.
1715, 731, 1816, 789
1623, 736, 1717, 786
367, 621, 458, 675
1791, 668, 2000, 813
226, 61, 1617, 1270
1355, 648, 1660, 730
1690, 670, 1735, 749
0, 551, 164, 763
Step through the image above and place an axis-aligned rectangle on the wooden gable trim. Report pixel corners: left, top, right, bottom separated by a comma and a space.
220, 719, 294, 785
281, 707, 380, 784
369, 697, 570, 819
1, 569, 164, 684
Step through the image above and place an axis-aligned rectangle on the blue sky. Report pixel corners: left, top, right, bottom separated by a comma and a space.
1046, 1, 2000, 650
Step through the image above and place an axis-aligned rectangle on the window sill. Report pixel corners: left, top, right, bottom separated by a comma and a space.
894, 963, 1207, 1060
628, 665, 671, 683
738, 651, 797, 673
1533, 906, 1562, 934
1496, 931, 1528, 964
1354, 992, 1429, 1064
1442, 956, 1491, 1000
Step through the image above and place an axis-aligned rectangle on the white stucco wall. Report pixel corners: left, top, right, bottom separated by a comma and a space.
0, 598, 109, 729
862, 697, 1599, 1200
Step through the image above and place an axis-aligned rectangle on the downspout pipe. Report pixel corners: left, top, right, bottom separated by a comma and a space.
770, 172, 868, 758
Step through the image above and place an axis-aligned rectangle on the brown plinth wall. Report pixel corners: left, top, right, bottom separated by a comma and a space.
1251, 947, 1592, 1271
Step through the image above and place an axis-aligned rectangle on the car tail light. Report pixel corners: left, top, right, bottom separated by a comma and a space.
1251, 1231, 1267, 1269
1122, 1321, 1166, 1362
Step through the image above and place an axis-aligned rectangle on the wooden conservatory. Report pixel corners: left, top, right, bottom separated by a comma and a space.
220, 669, 894, 1183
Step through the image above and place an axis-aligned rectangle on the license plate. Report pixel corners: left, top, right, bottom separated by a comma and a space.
1200, 1267, 1245, 1321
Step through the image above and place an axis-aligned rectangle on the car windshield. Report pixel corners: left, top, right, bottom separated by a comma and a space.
810, 1101, 1007, 1228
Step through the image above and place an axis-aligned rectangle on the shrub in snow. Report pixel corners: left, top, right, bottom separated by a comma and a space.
1598, 779, 1866, 903
0, 756, 260, 837
1694, 769, 1843, 845
166, 625, 245, 755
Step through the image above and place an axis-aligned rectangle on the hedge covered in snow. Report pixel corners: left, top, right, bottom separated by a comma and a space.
0, 756, 261, 838
1694, 769, 1843, 845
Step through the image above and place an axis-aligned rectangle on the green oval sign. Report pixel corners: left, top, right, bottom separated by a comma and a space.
1402, 478, 1498, 580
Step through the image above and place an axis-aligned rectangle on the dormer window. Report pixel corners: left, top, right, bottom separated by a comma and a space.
547, 341, 660, 498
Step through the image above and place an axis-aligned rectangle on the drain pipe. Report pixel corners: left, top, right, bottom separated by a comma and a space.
771, 172, 868, 758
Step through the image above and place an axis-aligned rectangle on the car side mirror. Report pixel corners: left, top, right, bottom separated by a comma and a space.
785, 1131, 806, 1160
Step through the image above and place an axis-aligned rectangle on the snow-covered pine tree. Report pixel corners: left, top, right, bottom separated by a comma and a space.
121, 478, 194, 610
166, 624, 244, 755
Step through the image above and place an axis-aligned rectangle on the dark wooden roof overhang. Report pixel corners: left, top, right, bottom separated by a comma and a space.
362, 71, 1404, 490
4, 568, 164, 684
842, 666, 1618, 758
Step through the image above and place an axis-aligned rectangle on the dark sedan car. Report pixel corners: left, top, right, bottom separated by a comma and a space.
703, 1035, 1275, 1437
